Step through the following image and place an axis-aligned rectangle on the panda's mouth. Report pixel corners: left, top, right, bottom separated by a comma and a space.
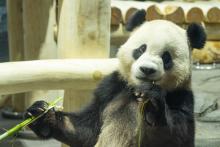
135, 76, 161, 83
136, 76, 151, 82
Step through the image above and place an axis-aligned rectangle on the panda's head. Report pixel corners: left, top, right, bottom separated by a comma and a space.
117, 11, 206, 91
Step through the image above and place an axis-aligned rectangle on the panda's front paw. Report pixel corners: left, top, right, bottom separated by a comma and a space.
135, 83, 165, 104
135, 83, 165, 113
134, 82, 152, 101
25, 100, 49, 119
25, 101, 56, 138
135, 84, 166, 126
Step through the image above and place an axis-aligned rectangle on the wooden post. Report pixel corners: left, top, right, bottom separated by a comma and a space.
22, 0, 58, 108
6, 0, 25, 112
58, 0, 110, 58
58, 0, 110, 146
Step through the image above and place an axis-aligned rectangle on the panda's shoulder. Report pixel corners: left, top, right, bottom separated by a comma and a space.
93, 71, 127, 104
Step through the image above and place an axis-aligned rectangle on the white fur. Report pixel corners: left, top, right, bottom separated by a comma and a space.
117, 20, 191, 90
131, 53, 164, 83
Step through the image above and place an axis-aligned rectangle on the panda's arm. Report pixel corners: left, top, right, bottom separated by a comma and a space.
165, 89, 194, 138
26, 101, 102, 146
25, 71, 126, 146
136, 85, 194, 142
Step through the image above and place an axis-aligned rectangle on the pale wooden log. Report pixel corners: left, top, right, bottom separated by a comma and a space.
111, 22, 220, 48
160, 1, 220, 23
58, 0, 111, 110
138, 2, 185, 23
160, 1, 205, 23
22, 0, 58, 108
162, 5, 185, 23
146, 5, 164, 21
57, 0, 63, 23
58, 1, 110, 146
111, 7, 122, 32
58, 0, 110, 58
187, 7, 205, 23
125, 7, 138, 24
111, 1, 137, 24
111, 1, 155, 24
7, 0, 25, 111
167, 2, 205, 23
207, 7, 220, 23
111, 1, 220, 24
0, 59, 118, 95
111, 7, 122, 25
194, 1, 220, 23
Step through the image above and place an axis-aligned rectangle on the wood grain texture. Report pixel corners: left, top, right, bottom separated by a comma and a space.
111, 7, 122, 25
0, 59, 118, 95
110, 1, 220, 24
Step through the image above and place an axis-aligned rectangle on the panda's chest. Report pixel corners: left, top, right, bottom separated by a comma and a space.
96, 97, 139, 147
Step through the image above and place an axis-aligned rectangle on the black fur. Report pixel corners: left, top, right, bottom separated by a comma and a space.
126, 9, 146, 31
161, 51, 173, 70
187, 23, 206, 49
132, 44, 147, 60
26, 71, 194, 147
135, 83, 194, 147
26, 71, 127, 147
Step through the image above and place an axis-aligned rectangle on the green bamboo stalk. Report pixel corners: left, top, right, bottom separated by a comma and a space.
0, 97, 63, 141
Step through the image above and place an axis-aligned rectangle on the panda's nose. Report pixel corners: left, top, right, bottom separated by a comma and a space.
139, 66, 156, 75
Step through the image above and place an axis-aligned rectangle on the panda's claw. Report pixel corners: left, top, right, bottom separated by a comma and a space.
26, 112, 33, 117
135, 83, 153, 99
135, 92, 139, 97
137, 97, 143, 102
38, 107, 45, 112
25, 100, 49, 118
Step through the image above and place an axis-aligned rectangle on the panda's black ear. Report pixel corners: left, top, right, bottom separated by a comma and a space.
187, 23, 206, 49
125, 9, 146, 32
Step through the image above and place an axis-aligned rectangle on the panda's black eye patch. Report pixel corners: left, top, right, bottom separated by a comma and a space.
132, 44, 147, 60
162, 51, 173, 70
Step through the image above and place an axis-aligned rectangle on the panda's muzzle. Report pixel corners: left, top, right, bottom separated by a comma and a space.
132, 54, 164, 83
136, 66, 162, 82
139, 66, 156, 75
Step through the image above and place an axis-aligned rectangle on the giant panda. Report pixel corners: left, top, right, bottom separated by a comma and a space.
25, 10, 206, 147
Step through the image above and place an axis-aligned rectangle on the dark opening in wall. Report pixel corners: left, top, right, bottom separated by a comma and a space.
0, 0, 9, 62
